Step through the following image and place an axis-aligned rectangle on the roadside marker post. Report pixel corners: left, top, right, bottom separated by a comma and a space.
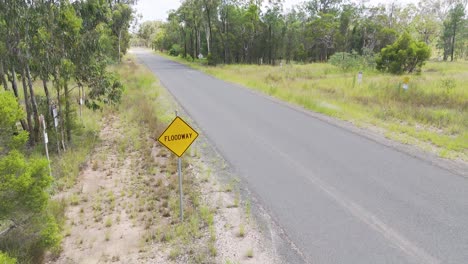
158, 111, 199, 221
403, 77, 410, 91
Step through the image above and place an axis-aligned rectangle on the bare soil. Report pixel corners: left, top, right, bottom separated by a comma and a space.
46, 114, 280, 264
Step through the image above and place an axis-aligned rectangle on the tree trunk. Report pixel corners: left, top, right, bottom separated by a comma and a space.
26, 65, 40, 143
0, 60, 9, 91
205, 25, 211, 54
64, 81, 72, 143
451, 22, 457, 62
118, 30, 122, 62
10, 66, 20, 98
56, 78, 66, 151
205, 3, 213, 54
22, 69, 34, 143
43, 79, 51, 110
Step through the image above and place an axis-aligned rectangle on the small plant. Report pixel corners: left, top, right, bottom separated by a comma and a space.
92, 160, 99, 171
169, 247, 181, 260
69, 194, 80, 206
245, 200, 251, 220
64, 226, 72, 237
238, 223, 245, 237
105, 230, 111, 241
200, 206, 214, 226
246, 248, 254, 258
209, 225, 216, 242
441, 78, 456, 94
105, 217, 112, 228
234, 191, 240, 208
209, 242, 217, 257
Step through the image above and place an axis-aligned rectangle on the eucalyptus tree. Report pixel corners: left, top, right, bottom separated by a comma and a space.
439, 3, 466, 60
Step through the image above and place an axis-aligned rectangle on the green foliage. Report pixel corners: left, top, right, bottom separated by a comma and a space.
185, 54, 194, 62
376, 33, 431, 74
0, 151, 52, 222
0, 96, 57, 263
0, 91, 28, 152
0, 252, 16, 264
329, 51, 375, 71
169, 44, 182, 56
39, 216, 62, 249
439, 4, 465, 61
207, 53, 216, 66
86, 70, 124, 110
0, 91, 23, 129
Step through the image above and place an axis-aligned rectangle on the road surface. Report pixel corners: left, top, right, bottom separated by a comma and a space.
134, 49, 468, 264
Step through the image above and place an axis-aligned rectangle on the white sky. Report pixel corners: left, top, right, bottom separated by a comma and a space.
135, 0, 418, 23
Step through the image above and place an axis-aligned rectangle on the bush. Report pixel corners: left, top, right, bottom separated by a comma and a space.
207, 53, 217, 66
376, 32, 431, 74
0, 252, 16, 264
169, 44, 182, 57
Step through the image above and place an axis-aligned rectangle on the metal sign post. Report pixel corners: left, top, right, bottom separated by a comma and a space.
175, 110, 184, 221
178, 153, 183, 221
157, 111, 199, 222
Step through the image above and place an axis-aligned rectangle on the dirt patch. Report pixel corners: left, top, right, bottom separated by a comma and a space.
46, 114, 280, 264
46, 115, 166, 264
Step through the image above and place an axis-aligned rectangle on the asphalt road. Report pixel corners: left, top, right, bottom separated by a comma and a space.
134, 49, 468, 264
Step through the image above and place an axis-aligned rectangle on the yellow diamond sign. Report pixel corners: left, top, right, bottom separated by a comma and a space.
158, 116, 199, 157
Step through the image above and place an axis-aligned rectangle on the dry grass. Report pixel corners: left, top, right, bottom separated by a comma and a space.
165, 53, 468, 161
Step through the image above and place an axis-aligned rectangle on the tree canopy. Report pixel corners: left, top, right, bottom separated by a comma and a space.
146, 0, 468, 65
0, 0, 136, 261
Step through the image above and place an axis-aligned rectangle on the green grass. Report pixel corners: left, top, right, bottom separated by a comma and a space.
162, 52, 468, 161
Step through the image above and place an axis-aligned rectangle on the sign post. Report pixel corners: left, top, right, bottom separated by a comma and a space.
158, 112, 199, 221
403, 77, 410, 91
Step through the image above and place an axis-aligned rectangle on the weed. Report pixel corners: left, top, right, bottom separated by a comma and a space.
92, 160, 99, 171
105, 218, 112, 228
169, 247, 181, 260
238, 223, 245, 237
200, 206, 214, 226
246, 248, 254, 258
209, 241, 217, 257
245, 200, 251, 220
64, 226, 71, 237
105, 230, 111, 241
69, 194, 80, 206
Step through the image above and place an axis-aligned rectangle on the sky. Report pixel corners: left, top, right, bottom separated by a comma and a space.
135, 0, 418, 23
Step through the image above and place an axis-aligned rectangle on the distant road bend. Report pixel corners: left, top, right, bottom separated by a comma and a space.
133, 49, 468, 264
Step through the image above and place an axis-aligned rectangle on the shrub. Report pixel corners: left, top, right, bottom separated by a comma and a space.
207, 53, 216, 66
376, 32, 431, 74
169, 44, 181, 56
0, 252, 16, 264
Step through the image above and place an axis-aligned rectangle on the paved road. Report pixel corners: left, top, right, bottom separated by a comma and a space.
134, 50, 468, 264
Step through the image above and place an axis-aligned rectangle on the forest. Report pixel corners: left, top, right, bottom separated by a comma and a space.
136, 0, 468, 66
0, 0, 135, 262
